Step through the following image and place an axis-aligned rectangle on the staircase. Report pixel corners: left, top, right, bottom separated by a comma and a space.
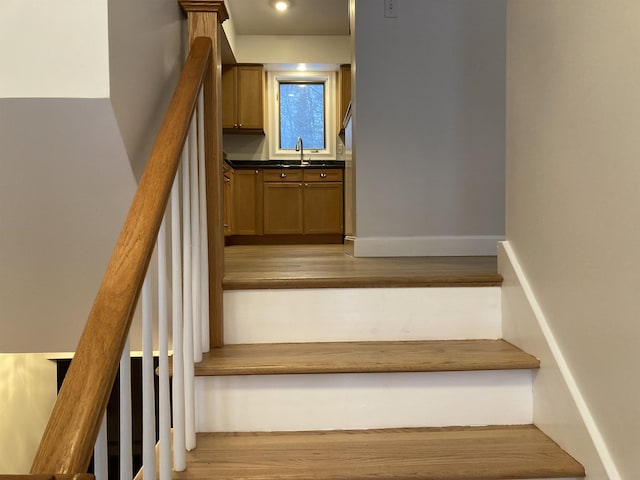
175, 258, 585, 480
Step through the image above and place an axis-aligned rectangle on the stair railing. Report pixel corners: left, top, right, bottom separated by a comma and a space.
19, 33, 220, 480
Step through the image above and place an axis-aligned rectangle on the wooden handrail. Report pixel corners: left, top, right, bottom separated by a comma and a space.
30, 36, 213, 475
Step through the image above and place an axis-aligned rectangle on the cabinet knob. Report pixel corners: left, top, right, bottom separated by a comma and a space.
255, 170, 259, 174
280, 172, 287, 178
234, 123, 238, 128
238, 123, 243, 128
320, 173, 327, 178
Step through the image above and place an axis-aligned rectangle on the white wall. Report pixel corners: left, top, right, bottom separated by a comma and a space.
352, 0, 505, 256
0, 0, 109, 98
499, 243, 611, 480
108, 0, 185, 178
0, 354, 57, 473
506, 1, 640, 478
234, 35, 350, 65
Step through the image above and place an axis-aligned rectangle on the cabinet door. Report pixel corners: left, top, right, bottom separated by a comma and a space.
221, 66, 237, 129
237, 66, 264, 130
338, 65, 351, 129
223, 172, 233, 236
233, 169, 263, 235
303, 182, 344, 234
264, 183, 304, 234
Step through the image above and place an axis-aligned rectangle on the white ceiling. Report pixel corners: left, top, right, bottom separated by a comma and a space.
226, 0, 349, 36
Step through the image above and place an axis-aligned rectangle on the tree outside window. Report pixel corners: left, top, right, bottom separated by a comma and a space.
279, 82, 325, 150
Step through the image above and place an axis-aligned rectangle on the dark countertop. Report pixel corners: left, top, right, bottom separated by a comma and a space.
226, 159, 344, 170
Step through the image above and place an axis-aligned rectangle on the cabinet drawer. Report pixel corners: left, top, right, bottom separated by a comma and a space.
263, 169, 303, 182
303, 169, 343, 182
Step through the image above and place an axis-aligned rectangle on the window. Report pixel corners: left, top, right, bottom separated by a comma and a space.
279, 82, 325, 150
268, 71, 336, 160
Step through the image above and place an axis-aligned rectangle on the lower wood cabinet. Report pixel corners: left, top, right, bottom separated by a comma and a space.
263, 168, 343, 235
303, 182, 344, 234
233, 167, 343, 238
264, 182, 304, 234
233, 169, 263, 235
223, 165, 234, 236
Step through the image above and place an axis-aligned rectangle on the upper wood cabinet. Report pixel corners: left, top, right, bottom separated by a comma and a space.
222, 65, 265, 133
338, 65, 351, 131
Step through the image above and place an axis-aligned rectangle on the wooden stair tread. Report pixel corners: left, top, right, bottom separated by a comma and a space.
172, 425, 585, 480
194, 340, 539, 376
224, 246, 502, 289
223, 273, 503, 289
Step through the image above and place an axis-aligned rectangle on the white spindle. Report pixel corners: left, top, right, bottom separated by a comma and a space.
94, 413, 108, 480
157, 217, 171, 480
197, 90, 210, 353
119, 337, 133, 480
190, 117, 202, 364
171, 173, 186, 470
142, 276, 156, 480
182, 139, 196, 450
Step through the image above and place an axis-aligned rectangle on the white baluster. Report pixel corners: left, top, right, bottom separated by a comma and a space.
157, 216, 171, 480
190, 116, 202, 363
142, 276, 156, 480
171, 172, 186, 470
182, 139, 196, 450
120, 337, 133, 480
197, 90, 210, 353
94, 413, 108, 480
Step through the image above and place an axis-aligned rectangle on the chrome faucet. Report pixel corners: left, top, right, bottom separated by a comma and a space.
295, 137, 308, 165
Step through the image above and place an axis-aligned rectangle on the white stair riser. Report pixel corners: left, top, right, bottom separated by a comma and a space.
195, 370, 532, 432
223, 287, 502, 344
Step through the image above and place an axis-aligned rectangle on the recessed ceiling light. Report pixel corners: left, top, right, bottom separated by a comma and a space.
274, 1, 289, 12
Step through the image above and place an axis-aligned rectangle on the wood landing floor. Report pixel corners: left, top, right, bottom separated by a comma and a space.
223, 244, 501, 289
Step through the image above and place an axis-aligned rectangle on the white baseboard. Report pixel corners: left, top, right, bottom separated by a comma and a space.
352, 235, 504, 257
223, 287, 501, 344
499, 241, 616, 480
195, 370, 532, 432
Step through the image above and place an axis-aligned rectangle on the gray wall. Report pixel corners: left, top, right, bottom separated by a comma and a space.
352, 0, 506, 256
506, 1, 640, 477
108, 0, 185, 178
0, 0, 185, 353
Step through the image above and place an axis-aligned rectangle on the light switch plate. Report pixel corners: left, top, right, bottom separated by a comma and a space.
384, 0, 398, 18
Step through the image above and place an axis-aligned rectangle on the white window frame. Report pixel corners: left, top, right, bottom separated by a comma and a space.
267, 71, 337, 161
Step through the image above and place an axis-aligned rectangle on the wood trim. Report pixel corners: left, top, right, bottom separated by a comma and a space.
178, 0, 229, 21
183, 11, 225, 348
1, 476, 93, 480
30, 38, 213, 475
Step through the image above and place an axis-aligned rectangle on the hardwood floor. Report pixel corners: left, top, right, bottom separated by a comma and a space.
194, 340, 539, 376
223, 244, 501, 289
172, 426, 585, 480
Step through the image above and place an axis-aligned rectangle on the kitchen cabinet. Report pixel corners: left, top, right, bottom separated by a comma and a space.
338, 65, 351, 131
303, 170, 344, 234
222, 65, 264, 133
263, 168, 343, 236
223, 163, 234, 236
263, 169, 304, 234
233, 169, 263, 235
